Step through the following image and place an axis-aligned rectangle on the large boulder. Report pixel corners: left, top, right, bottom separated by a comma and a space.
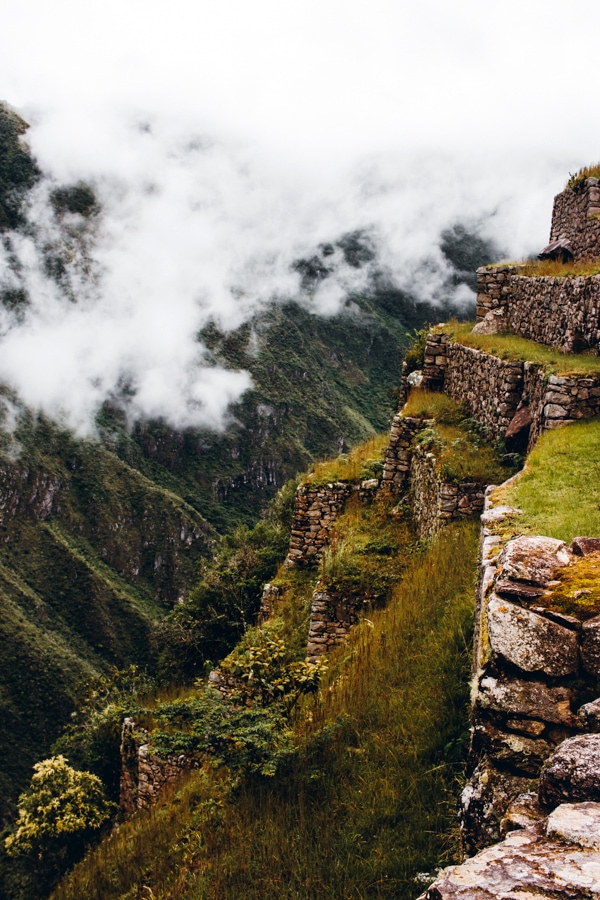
539, 734, 600, 808
499, 536, 572, 586
486, 595, 579, 677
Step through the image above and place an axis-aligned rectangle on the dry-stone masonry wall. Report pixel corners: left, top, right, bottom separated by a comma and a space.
459, 491, 600, 860
120, 718, 197, 813
410, 444, 486, 540
550, 177, 600, 261
423, 333, 600, 450
285, 480, 379, 567
476, 265, 600, 352
307, 589, 367, 662
380, 414, 427, 494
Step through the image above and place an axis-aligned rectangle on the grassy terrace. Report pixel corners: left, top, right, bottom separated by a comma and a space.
492, 417, 600, 544
52, 520, 478, 900
304, 432, 388, 486
403, 389, 517, 485
481, 259, 600, 277
440, 320, 600, 377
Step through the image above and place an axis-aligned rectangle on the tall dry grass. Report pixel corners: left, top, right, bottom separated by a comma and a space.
53, 520, 478, 900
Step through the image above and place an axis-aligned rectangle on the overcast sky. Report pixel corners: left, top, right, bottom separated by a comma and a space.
0, 0, 598, 432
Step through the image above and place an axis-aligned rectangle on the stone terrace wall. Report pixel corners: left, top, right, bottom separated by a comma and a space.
410, 443, 486, 540
423, 334, 523, 440
550, 177, 600, 261
476, 266, 600, 352
460, 496, 600, 858
285, 480, 379, 567
380, 414, 427, 494
423, 333, 600, 450
307, 589, 367, 662
120, 718, 197, 813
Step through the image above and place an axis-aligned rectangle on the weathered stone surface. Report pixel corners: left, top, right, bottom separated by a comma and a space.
572, 536, 600, 557
459, 759, 532, 857
539, 734, 600, 807
547, 802, 600, 851
419, 826, 600, 900
471, 308, 506, 335
477, 675, 576, 727
578, 698, 600, 732
474, 722, 554, 775
504, 405, 533, 452
582, 615, 600, 675
500, 792, 544, 834
479, 506, 521, 527
486, 594, 579, 677
493, 579, 545, 602
499, 535, 572, 585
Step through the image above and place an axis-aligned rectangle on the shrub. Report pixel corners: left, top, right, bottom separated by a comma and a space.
5, 756, 113, 861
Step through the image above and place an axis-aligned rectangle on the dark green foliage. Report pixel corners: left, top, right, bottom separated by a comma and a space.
50, 183, 98, 218
0, 414, 215, 827
154, 481, 296, 682
150, 690, 294, 777
0, 104, 40, 230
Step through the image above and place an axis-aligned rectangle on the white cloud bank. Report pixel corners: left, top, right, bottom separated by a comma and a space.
0, 0, 598, 432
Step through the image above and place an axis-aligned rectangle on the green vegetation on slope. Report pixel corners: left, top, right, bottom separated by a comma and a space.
492, 417, 600, 541
443, 320, 600, 376
0, 103, 39, 230
404, 389, 516, 484
51, 519, 477, 900
0, 414, 216, 828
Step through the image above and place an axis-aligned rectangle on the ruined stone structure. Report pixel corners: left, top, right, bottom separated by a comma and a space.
285, 479, 379, 568
476, 265, 600, 352
550, 176, 600, 261
306, 589, 367, 662
410, 444, 486, 540
120, 718, 197, 813
422, 333, 600, 450
380, 414, 426, 493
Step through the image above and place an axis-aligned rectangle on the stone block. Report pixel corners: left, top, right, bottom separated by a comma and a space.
486, 595, 579, 677
539, 734, 600, 807
499, 535, 571, 586
478, 675, 576, 727
581, 615, 600, 675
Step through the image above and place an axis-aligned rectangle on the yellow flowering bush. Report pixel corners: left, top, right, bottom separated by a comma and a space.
5, 755, 114, 859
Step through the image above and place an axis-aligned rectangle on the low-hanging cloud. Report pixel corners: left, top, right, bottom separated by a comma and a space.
0, 105, 573, 434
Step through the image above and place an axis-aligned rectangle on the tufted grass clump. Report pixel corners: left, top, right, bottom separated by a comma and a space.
566, 162, 600, 189
443, 319, 600, 376
492, 417, 600, 543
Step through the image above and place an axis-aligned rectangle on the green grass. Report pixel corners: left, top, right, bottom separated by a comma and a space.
305, 432, 388, 486
51, 520, 478, 900
404, 390, 514, 485
491, 417, 600, 543
442, 320, 600, 376
518, 259, 600, 278
402, 389, 466, 425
